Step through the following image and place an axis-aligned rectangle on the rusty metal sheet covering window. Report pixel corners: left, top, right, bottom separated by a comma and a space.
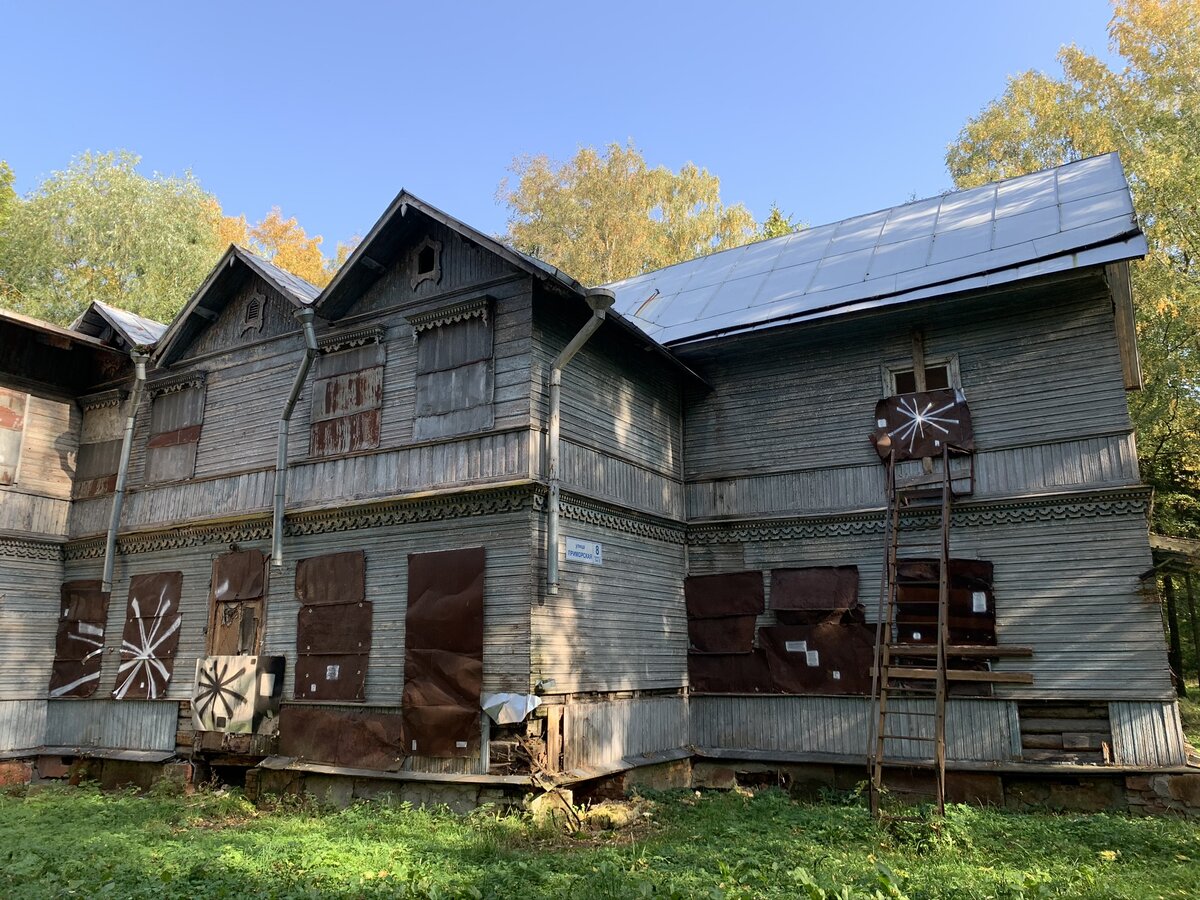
309, 347, 384, 458
212, 549, 268, 602
277, 706, 405, 770
684, 571, 764, 619
112, 571, 183, 700
770, 567, 859, 612
413, 315, 495, 442
871, 388, 974, 461
759, 623, 875, 695
295, 550, 366, 606
896, 558, 996, 646
687, 616, 757, 653
403, 547, 484, 757
0, 387, 28, 486
146, 385, 204, 483
294, 601, 372, 701
49, 580, 110, 698
688, 650, 773, 694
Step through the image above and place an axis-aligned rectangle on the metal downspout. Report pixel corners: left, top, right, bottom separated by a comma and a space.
102, 351, 149, 593
272, 308, 319, 568
547, 289, 615, 595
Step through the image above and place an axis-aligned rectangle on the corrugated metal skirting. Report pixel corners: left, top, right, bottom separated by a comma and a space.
689, 695, 1020, 762
562, 695, 689, 771
1109, 701, 1188, 768
0, 700, 47, 752
44, 700, 177, 752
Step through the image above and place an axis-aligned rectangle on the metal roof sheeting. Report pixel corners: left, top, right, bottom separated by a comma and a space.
603, 153, 1147, 346
88, 301, 168, 346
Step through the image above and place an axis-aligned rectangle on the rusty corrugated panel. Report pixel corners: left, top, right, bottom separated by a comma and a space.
688, 650, 773, 693
687, 615, 756, 653
872, 388, 974, 461
295, 550, 365, 606
212, 549, 268, 602
44, 699, 176, 751
309, 365, 383, 457
684, 571, 764, 618
0, 387, 27, 486
146, 423, 203, 449
770, 566, 859, 612
294, 601, 372, 702
277, 705, 405, 770
48, 580, 109, 699
403, 547, 485, 757
113, 571, 183, 700
309, 408, 381, 455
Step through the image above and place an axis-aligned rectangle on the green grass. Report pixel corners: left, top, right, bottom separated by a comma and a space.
1180, 683, 1200, 748
1, 783, 1199, 899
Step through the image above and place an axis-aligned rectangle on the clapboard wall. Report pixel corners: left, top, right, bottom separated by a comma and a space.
678, 272, 1139, 517
0, 384, 78, 538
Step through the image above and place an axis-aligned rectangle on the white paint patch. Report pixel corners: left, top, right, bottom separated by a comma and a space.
784, 640, 807, 653
326, 664, 340, 681
806, 650, 820, 667
972, 591, 987, 613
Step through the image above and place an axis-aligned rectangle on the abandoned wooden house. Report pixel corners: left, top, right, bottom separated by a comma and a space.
1, 152, 1194, 811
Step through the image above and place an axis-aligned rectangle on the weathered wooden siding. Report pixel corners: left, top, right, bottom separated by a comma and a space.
44, 699, 176, 751
0, 700, 47, 752
690, 695, 1020, 762
532, 501, 687, 693
64, 497, 534, 708
532, 294, 685, 513
688, 495, 1170, 701
0, 388, 78, 537
561, 695, 689, 772
1109, 701, 1189, 767
0, 542, 63, 701
679, 275, 1136, 501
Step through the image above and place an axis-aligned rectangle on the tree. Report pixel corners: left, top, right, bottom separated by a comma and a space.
758, 204, 803, 240
247, 207, 332, 288
946, 0, 1200, 536
0, 151, 237, 324
500, 141, 758, 285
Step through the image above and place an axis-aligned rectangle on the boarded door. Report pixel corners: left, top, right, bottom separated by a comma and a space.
403, 547, 484, 757
49, 580, 110, 698
112, 571, 184, 700
207, 549, 267, 655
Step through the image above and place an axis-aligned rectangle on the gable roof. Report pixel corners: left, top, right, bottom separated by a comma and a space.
153, 245, 321, 366
317, 190, 706, 384
70, 300, 167, 350
602, 153, 1147, 346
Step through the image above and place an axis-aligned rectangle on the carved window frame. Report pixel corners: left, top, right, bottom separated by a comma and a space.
409, 237, 442, 290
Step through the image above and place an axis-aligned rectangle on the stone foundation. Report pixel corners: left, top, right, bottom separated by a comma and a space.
1125, 773, 1200, 818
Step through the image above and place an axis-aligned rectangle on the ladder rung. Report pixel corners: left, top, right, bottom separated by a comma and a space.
882, 734, 935, 742
879, 666, 1034, 684
889, 644, 1033, 659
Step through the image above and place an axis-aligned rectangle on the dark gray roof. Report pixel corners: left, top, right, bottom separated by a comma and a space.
71, 300, 168, 349
237, 249, 321, 305
603, 153, 1147, 346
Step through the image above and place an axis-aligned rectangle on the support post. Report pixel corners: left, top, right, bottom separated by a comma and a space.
1164, 573, 1187, 697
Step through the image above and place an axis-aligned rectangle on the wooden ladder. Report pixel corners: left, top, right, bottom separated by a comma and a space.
868, 445, 954, 818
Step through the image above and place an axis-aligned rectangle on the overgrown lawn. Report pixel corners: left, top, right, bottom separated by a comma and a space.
1, 783, 1199, 899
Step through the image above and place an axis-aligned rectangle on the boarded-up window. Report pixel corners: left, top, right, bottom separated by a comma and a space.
403, 547, 484, 757
685, 571, 763, 656
207, 549, 268, 656
896, 558, 996, 646
412, 302, 494, 441
49, 580, 110, 698
112, 571, 183, 700
146, 381, 205, 483
770, 566, 859, 625
0, 387, 28, 486
75, 392, 126, 499
309, 342, 384, 457
294, 550, 371, 702
278, 706, 405, 770
759, 622, 874, 695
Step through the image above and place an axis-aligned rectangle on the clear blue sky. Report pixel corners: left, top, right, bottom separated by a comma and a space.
2, 1, 1117, 252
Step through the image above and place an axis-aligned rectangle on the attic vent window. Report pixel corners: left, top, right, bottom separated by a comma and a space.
242, 291, 266, 335
409, 238, 442, 290
883, 356, 959, 396
895, 364, 950, 394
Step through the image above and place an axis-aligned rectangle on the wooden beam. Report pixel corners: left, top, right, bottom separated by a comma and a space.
1106, 261, 1143, 391
888, 645, 1033, 659
1164, 574, 1188, 697
878, 666, 1034, 684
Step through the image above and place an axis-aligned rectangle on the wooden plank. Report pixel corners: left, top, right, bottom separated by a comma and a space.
1105, 261, 1142, 390
1019, 717, 1112, 734
879, 666, 1034, 684
889, 645, 1032, 659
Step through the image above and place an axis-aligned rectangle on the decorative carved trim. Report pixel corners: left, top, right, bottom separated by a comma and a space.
559, 492, 687, 544
409, 237, 442, 290
64, 486, 539, 559
687, 489, 1153, 545
147, 370, 207, 398
240, 290, 267, 336
78, 388, 128, 412
407, 296, 490, 338
317, 325, 387, 354
0, 536, 63, 561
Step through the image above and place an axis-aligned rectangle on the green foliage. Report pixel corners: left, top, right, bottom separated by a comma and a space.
946, 0, 1200, 536
758, 204, 804, 240
1, 786, 1198, 899
0, 150, 232, 325
501, 141, 758, 285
